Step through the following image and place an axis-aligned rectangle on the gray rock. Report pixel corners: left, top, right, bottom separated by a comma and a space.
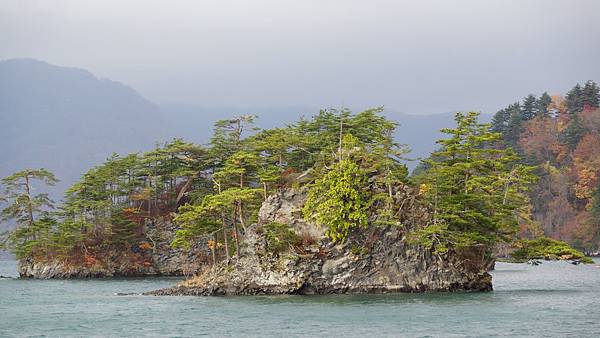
147, 187, 493, 296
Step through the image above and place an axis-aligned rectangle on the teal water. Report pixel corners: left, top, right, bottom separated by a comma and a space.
1, 259, 599, 337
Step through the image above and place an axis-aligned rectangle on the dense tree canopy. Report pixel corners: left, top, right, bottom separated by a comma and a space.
414, 112, 535, 254
492, 81, 600, 252
5, 86, 598, 265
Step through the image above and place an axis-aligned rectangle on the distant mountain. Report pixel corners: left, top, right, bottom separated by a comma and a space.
0, 58, 486, 223
0, 59, 171, 201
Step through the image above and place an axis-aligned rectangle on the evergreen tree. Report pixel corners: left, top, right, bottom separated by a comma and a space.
418, 112, 535, 253
209, 115, 256, 169
566, 83, 584, 113
1, 169, 58, 257
303, 135, 370, 242
560, 114, 585, 149
521, 94, 537, 120
249, 128, 296, 198
1, 169, 58, 229
537, 92, 552, 118
285, 107, 400, 171
490, 108, 509, 134
504, 103, 523, 150
582, 80, 600, 109
172, 200, 222, 265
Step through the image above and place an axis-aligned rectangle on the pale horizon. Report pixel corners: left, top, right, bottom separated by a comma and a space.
2, 0, 599, 114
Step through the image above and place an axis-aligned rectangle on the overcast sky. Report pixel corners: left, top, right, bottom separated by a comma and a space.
1, 0, 599, 114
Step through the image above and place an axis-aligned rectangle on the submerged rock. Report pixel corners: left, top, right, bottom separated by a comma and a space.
147, 189, 493, 296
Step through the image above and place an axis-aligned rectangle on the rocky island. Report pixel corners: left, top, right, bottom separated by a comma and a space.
2, 109, 552, 293
149, 188, 492, 296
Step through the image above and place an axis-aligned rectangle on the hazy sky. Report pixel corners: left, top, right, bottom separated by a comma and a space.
1, 0, 599, 114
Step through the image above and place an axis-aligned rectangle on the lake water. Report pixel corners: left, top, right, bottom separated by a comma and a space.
1, 258, 599, 337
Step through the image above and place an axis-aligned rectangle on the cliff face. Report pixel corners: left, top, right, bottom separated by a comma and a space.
18, 222, 208, 279
149, 189, 493, 296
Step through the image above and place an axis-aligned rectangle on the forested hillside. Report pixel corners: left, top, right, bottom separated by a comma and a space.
491, 81, 600, 252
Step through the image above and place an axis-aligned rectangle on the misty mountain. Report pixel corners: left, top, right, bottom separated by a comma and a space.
0, 58, 485, 207
1, 59, 168, 201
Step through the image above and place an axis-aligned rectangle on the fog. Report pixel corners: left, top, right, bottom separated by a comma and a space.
1, 0, 599, 114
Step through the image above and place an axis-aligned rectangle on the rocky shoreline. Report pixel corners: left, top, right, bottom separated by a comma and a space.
19, 188, 495, 294
18, 222, 208, 279
146, 228, 493, 296
146, 189, 493, 296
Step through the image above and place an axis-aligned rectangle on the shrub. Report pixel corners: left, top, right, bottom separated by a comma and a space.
512, 237, 593, 263
263, 222, 301, 254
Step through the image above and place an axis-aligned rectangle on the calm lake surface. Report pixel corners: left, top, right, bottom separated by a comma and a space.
1, 258, 599, 337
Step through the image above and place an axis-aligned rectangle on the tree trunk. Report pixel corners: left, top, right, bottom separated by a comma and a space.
212, 233, 217, 267
221, 213, 230, 261
24, 174, 34, 227
232, 209, 240, 257
238, 201, 247, 231
176, 172, 198, 205
24, 173, 36, 240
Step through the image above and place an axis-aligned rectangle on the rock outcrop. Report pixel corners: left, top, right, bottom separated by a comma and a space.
148, 188, 493, 296
18, 222, 208, 279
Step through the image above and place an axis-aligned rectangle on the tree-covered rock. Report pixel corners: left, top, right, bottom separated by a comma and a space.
148, 187, 493, 296
511, 237, 593, 264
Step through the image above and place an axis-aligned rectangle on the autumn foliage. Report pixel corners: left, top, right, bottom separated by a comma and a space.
492, 81, 600, 252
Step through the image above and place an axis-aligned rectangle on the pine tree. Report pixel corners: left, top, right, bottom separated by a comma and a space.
560, 114, 585, 149
1, 169, 58, 228
504, 103, 523, 150
522, 94, 537, 120
209, 115, 256, 169
1, 169, 58, 257
491, 108, 509, 134
582, 80, 600, 109
537, 92, 552, 118
285, 107, 399, 171
172, 200, 222, 265
566, 83, 584, 113
418, 112, 535, 253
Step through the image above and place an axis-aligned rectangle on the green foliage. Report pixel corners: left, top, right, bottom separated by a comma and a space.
262, 222, 301, 254
566, 83, 584, 113
491, 103, 525, 152
1, 107, 413, 262
106, 209, 141, 247
1, 168, 57, 225
559, 114, 585, 149
591, 185, 600, 218
537, 92, 552, 118
5, 216, 58, 259
417, 112, 536, 252
172, 202, 221, 250
582, 80, 600, 108
512, 237, 593, 263
209, 115, 256, 168
303, 141, 370, 243
521, 94, 537, 121
350, 244, 369, 256
566, 81, 600, 113
285, 107, 403, 171
1, 169, 58, 257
